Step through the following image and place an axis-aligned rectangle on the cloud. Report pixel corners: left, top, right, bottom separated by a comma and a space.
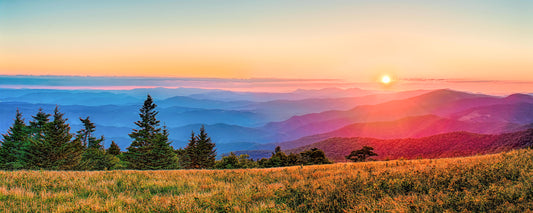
0, 75, 347, 92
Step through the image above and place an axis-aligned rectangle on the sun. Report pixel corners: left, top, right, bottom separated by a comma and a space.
381, 75, 392, 84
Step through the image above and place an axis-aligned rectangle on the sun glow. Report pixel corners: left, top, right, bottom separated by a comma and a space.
381, 75, 392, 85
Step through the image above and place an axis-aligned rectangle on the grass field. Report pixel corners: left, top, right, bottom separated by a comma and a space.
1, 149, 532, 212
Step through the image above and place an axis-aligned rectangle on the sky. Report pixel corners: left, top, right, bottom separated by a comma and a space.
1, 0, 532, 86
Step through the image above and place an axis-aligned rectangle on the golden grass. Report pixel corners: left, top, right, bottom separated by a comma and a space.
1, 149, 533, 212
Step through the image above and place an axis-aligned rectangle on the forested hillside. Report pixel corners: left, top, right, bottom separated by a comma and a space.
288, 129, 533, 162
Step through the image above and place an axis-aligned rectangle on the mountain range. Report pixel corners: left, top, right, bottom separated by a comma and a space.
1, 87, 532, 161
287, 128, 533, 162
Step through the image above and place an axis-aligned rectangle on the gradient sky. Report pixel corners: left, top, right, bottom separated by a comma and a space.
1, 0, 532, 83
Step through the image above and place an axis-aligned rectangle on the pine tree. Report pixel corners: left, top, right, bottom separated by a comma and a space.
182, 131, 199, 169
77, 117, 118, 170
32, 106, 83, 170
124, 95, 177, 170
28, 108, 50, 143
181, 126, 216, 169
196, 125, 216, 169
107, 141, 121, 156
146, 127, 178, 170
0, 109, 30, 170
76, 116, 103, 149
25, 108, 51, 169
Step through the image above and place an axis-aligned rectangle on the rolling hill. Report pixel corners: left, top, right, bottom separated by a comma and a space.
2, 88, 532, 156
450, 103, 533, 124
287, 128, 533, 162
262, 89, 488, 140
258, 114, 526, 151
261, 90, 533, 141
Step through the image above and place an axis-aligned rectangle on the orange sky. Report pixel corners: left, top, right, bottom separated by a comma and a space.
1, 1, 532, 83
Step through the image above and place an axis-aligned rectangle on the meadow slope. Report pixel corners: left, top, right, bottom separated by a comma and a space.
1, 149, 532, 212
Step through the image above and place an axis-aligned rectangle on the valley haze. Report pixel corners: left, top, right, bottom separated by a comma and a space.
1, 76, 531, 160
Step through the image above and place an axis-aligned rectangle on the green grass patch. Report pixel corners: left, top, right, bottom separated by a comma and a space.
1, 149, 532, 212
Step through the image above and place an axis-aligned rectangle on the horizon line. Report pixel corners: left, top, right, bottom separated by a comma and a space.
2, 74, 532, 84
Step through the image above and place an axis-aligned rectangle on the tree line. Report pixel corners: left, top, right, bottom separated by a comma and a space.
216, 146, 332, 169
0, 95, 331, 170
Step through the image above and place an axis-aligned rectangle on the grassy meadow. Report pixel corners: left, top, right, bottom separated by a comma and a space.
1, 149, 533, 212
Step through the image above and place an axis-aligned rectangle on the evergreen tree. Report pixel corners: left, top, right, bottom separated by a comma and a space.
0, 109, 30, 170
26, 107, 83, 170
124, 95, 177, 170
76, 116, 103, 149
182, 131, 199, 169
196, 125, 216, 169
77, 117, 118, 170
145, 127, 178, 170
40, 106, 84, 170
107, 141, 121, 156
25, 108, 51, 169
174, 147, 185, 167
28, 108, 50, 143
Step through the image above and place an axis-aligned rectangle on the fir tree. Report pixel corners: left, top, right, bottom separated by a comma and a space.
0, 109, 30, 170
35, 106, 83, 170
174, 147, 186, 168
146, 127, 178, 170
28, 108, 50, 142
107, 141, 121, 156
182, 131, 199, 169
76, 116, 103, 149
196, 125, 216, 169
25, 108, 51, 169
124, 95, 177, 170
182, 126, 216, 169
77, 117, 118, 170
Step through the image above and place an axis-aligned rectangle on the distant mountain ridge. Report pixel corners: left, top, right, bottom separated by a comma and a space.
1, 88, 428, 147
248, 114, 530, 152
2, 87, 532, 157
285, 128, 533, 162
261, 90, 533, 142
